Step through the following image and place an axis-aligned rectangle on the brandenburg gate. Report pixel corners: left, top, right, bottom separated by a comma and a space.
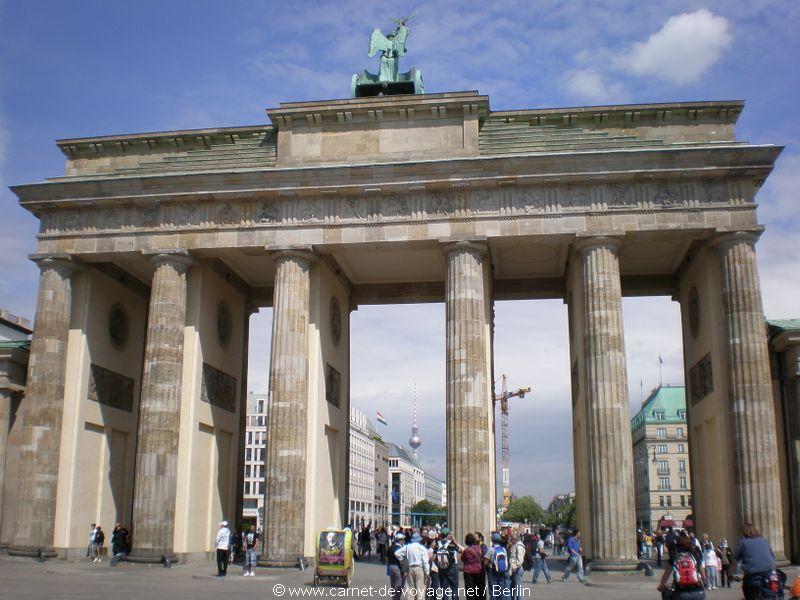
0, 88, 790, 568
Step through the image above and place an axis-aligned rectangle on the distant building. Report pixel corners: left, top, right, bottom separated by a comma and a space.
547, 492, 575, 514
631, 384, 692, 531
425, 472, 447, 507
243, 393, 268, 529
388, 443, 425, 527
349, 408, 377, 527
374, 438, 389, 527
769, 319, 800, 563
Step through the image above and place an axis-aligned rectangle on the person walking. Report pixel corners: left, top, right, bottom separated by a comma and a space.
532, 534, 552, 584
376, 527, 389, 563
387, 532, 406, 598
434, 528, 461, 599
242, 524, 260, 576
394, 532, 430, 599
462, 534, 485, 600
483, 532, 511, 600
92, 526, 105, 563
734, 523, 778, 600
656, 530, 665, 567
215, 520, 231, 577
717, 539, 733, 588
561, 528, 587, 584
657, 531, 706, 599
508, 532, 526, 600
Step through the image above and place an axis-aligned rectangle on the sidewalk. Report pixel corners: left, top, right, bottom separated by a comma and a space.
0, 553, 795, 599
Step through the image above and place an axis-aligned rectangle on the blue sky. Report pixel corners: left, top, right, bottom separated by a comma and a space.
1, 1, 798, 504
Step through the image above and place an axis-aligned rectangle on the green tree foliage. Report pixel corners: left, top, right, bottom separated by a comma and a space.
409, 500, 445, 526
545, 498, 577, 530
501, 496, 545, 524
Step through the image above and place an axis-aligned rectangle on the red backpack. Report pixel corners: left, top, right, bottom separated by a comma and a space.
673, 552, 700, 587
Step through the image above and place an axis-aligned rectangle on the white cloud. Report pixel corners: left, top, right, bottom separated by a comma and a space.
620, 9, 733, 85
563, 68, 629, 104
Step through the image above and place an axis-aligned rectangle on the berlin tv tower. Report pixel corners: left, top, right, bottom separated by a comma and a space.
408, 382, 422, 458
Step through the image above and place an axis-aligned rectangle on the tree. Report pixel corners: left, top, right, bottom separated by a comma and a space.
545, 497, 577, 530
409, 500, 445, 527
501, 496, 545, 525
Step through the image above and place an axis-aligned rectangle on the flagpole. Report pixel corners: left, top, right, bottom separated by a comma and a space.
658, 354, 663, 387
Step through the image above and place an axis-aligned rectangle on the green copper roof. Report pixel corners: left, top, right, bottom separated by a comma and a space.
631, 385, 686, 432
768, 319, 800, 333
0, 340, 30, 351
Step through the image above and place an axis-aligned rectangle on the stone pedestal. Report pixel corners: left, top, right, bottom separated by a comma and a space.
262, 249, 313, 566
8, 255, 78, 557
576, 237, 637, 570
717, 231, 785, 559
443, 240, 495, 542
128, 251, 192, 562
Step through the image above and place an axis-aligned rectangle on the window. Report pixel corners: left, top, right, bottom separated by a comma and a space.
680, 477, 688, 489
654, 410, 665, 420
657, 428, 667, 439
678, 444, 685, 453
247, 431, 253, 445
667, 496, 672, 507
677, 427, 685, 437
680, 495, 686, 507
658, 460, 669, 473
658, 444, 668, 454
660, 477, 670, 490
677, 410, 686, 420
659, 496, 665, 507
678, 459, 686, 472
246, 448, 252, 461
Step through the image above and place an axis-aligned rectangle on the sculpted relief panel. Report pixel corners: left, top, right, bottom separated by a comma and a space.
38, 178, 744, 237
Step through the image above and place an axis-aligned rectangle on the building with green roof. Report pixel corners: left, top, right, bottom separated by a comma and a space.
631, 384, 692, 532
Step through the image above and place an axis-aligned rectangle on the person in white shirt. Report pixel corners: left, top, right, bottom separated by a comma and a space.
395, 532, 430, 598
87, 523, 97, 560
215, 521, 231, 577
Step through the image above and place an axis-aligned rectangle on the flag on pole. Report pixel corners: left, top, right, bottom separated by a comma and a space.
376, 411, 388, 426
659, 354, 664, 364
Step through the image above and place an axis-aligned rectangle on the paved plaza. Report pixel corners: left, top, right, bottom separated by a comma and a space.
2, 554, 795, 600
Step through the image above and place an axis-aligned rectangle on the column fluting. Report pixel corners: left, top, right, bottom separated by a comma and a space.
129, 251, 192, 560
263, 249, 313, 564
717, 231, 785, 559
10, 255, 78, 555
443, 240, 494, 542
577, 237, 637, 569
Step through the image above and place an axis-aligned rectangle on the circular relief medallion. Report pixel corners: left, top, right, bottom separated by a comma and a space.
330, 296, 342, 347
217, 301, 232, 348
108, 304, 128, 350
688, 287, 700, 339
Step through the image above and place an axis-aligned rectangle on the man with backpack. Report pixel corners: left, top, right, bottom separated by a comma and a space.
434, 528, 461, 599
561, 528, 587, 584
483, 532, 511, 600
657, 531, 707, 599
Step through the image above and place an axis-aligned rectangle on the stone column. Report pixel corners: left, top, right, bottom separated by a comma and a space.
576, 237, 637, 570
0, 388, 15, 535
128, 251, 192, 562
443, 240, 495, 542
263, 249, 313, 565
8, 255, 78, 556
716, 231, 785, 559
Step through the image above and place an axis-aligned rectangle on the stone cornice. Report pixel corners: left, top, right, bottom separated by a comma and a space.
267, 91, 488, 129
490, 100, 744, 128
56, 124, 273, 158
12, 144, 783, 212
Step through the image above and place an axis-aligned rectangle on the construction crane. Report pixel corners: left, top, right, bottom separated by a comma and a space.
493, 374, 531, 509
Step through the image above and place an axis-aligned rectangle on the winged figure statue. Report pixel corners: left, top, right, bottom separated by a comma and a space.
351, 14, 424, 97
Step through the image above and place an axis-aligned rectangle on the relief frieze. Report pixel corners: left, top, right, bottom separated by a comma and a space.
39, 178, 743, 236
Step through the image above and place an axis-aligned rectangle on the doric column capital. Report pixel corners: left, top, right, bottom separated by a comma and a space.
268, 245, 316, 267
29, 253, 82, 275
711, 228, 765, 252
574, 235, 623, 256
440, 237, 488, 257
142, 249, 194, 271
